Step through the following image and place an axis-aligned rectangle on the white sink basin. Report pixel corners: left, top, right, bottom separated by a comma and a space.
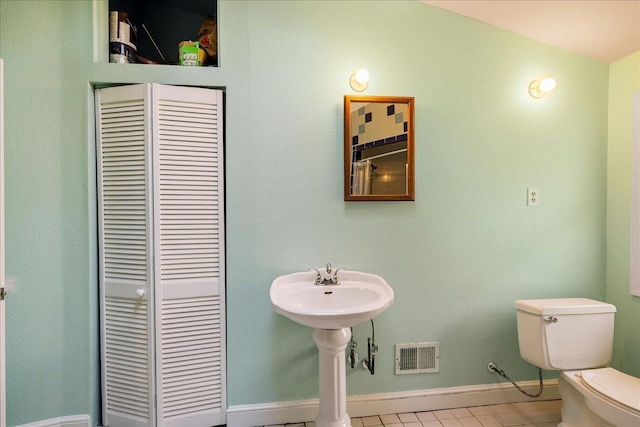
270, 268, 394, 329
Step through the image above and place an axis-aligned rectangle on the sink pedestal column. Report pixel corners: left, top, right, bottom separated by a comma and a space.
312, 328, 352, 427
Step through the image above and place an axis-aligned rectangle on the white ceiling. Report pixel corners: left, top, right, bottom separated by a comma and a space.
422, 0, 640, 63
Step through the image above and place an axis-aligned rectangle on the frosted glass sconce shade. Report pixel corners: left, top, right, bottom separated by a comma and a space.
350, 69, 370, 92
529, 77, 556, 98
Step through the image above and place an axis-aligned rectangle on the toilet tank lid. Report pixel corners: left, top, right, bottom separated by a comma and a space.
515, 298, 616, 315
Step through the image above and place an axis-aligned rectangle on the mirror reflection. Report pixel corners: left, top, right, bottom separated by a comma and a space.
344, 96, 415, 201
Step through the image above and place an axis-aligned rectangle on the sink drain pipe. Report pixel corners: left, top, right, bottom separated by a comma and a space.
488, 362, 543, 398
348, 320, 378, 374
362, 319, 377, 375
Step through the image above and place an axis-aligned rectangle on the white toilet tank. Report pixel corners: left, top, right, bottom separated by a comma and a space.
515, 298, 616, 370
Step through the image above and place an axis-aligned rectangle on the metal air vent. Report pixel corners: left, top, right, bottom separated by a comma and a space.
395, 342, 440, 374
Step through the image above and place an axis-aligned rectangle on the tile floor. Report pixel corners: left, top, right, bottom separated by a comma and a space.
262, 400, 562, 427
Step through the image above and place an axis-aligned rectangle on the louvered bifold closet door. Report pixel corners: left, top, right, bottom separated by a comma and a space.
96, 84, 156, 427
151, 84, 225, 427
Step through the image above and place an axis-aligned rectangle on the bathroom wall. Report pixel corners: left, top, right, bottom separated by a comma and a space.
227, 0, 608, 407
0, 0, 609, 425
606, 51, 640, 377
0, 2, 98, 423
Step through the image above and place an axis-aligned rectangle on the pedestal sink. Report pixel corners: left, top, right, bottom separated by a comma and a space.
270, 267, 394, 427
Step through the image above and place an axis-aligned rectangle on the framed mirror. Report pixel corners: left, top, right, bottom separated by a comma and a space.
344, 95, 415, 201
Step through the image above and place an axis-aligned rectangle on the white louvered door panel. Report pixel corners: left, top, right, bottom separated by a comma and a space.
96, 84, 155, 427
151, 84, 225, 427
97, 84, 225, 427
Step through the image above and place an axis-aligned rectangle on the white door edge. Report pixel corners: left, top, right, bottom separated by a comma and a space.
0, 57, 7, 427
631, 91, 640, 297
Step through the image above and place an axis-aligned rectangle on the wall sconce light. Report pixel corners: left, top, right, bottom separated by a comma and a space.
528, 77, 556, 98
349, 69, 370, 92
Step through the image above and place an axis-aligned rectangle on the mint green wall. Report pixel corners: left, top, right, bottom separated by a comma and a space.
606, 51, 640, 377
0, 2, 98, 425
0, 0, 610, 424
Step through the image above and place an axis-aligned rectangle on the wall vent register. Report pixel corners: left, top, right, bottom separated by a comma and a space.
395, 342, 440, 374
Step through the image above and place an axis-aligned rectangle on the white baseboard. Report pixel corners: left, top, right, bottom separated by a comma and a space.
17, 414, 91, 427
227, 380, 559, 427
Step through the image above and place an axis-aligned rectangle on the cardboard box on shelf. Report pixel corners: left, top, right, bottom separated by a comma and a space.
178, 41, 205, 66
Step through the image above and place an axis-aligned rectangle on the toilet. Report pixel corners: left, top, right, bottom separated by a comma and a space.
515, 298, 640, 427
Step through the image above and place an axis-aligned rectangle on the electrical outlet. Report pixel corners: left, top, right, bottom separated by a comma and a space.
527, 187, 540, 207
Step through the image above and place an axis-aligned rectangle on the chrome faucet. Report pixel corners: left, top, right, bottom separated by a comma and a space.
313, 263, 342, 286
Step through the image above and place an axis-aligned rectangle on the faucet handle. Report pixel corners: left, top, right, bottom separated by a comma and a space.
311, 268, 322, 285
331, 267, 343, 285
326, 263, 332, 274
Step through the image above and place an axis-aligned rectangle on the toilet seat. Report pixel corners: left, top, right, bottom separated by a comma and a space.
580, 368, 640, 416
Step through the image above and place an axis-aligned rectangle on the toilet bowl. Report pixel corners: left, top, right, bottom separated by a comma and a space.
559, 369, 640, 427
515, 298, 640, 427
